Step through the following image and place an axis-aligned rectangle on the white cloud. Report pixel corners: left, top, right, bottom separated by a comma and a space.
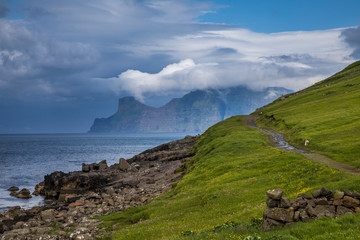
101, 59, 219, 101
0, 0, 358, 104
99, 27, 354, 100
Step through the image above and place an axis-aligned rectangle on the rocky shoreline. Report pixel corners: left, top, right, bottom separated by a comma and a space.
0, 135, 199, 240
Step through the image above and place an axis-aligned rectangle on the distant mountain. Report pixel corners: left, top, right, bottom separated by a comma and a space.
89, 86, 291, 133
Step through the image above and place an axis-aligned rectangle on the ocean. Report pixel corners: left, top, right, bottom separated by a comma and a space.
0, 133, 191, 212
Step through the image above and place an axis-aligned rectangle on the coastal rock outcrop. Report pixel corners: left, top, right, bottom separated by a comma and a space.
1, 135, 199, 239
7, 186, 19, 192
15, 188, 32, 199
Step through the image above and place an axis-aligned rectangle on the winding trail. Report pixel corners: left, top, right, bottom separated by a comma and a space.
243, 115, 360, 176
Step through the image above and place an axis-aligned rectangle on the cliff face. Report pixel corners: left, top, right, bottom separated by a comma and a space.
89, 86, 291, 133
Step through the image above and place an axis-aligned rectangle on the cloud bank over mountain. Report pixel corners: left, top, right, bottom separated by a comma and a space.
101, 27, 352, 100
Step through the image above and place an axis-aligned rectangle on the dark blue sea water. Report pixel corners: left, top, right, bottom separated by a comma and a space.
0, 133, 191, 212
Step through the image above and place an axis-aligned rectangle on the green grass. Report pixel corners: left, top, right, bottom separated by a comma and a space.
99, 114, 360, 240
254, 61, 360, 168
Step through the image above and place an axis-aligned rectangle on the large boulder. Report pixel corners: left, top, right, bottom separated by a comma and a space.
15, 188, 32, 199
336, 206, 354, 216
280, 197, 291, 208
40, 209, 56, 223
263, 207, 294, 223
82, 163, 90, 172
42, 171, 108, 200
343, 196, 360, 208
266, 198, 279, 208
312, 187, 332, 198
313, 205, 335, 218
33, 181, 44, 196
291, 198, 307, 210
7, 186, 19, 192
98, 160, 108, 170
266, 188, 283, 200
306, 205, 336, 218
119, 158, 131, 171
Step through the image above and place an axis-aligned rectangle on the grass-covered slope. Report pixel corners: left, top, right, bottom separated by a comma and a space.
254, 61, 360, 167
100, 115, 360, 240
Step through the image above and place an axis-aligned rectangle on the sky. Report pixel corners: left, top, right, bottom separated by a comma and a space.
0, 0, 360, 133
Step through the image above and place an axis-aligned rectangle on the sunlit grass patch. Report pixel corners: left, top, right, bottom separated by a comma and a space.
98, 113, 360, 239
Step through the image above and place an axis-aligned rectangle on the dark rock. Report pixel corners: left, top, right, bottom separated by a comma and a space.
313, 205, 335, 218
336, 206, 354, 216
351, 191, 360, 199
312, 189, 322, 198
129, 135, 199, 163
320, 187, 332, 197
264, 207, 294, 223
262, 218, 284, 230
3, 206, 21, 220
67, 196, 82, 203
291, 198, 307, 210
280, 197, 291, 208
266, 198, 279, 208
297, 193, 311, 199
82, 163, 90, 172
266, 188, 283, 200
299, 209, 309, 221
15, 188, 32, 199
9, 192, 17, 197
7, 186, 19, 192
305, 199, 316, 208
32, 181, 44, 196
42, 171, 108, 200
119, 158, 131, 171
314, 197, 328, 205
98, 160, 108, 170
343, 196, 360, 208
43, 171, 67, 199
29, 206, 42, 215
305, 206, 317, 217
344, 189, 352, 196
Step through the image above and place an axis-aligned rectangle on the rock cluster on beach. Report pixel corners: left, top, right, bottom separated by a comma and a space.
7, 187, 32, 199
0, 135, 198, 240
263, 187, 360, 230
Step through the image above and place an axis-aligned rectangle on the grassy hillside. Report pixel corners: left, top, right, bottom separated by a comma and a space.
99, 115, 360, 239
254, 61, 360, 167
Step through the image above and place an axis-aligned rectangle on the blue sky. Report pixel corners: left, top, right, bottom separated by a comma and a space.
199, 0, 360, 32
0, 0, 359, 133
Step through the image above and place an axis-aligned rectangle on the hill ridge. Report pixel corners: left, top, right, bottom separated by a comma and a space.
89, 86, 291, 133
